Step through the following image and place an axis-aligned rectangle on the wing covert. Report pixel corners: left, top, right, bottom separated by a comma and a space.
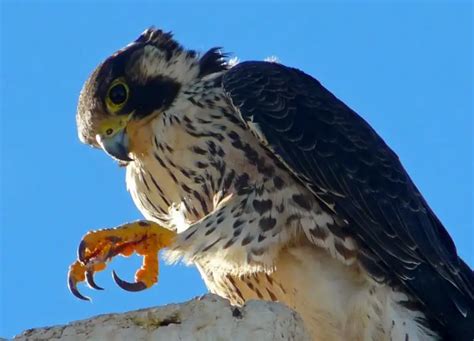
222, 61, 473, 339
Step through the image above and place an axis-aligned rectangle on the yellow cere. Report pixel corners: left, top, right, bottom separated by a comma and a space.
98, 114, 132, 138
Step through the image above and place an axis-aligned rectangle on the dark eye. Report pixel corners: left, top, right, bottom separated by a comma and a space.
108, 83, 128, 105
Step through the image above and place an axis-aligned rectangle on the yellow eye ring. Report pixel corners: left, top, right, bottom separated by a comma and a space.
106, 78, 129, 113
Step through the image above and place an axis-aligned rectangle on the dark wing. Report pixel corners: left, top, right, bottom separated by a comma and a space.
222, 61, 474, 340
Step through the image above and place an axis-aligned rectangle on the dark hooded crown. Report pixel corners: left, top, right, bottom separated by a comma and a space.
76, 27, 229, 146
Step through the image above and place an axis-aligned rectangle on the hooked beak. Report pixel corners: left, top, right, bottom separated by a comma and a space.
96, 114, 134, 162
96, 128, 133, 162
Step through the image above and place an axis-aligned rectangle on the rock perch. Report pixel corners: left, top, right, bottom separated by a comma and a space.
14, 294, 310, 340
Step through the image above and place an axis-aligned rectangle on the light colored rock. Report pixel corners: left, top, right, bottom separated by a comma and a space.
14, 294, 310, 341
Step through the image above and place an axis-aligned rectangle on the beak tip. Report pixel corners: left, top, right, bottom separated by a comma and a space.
96, 129, 132, 162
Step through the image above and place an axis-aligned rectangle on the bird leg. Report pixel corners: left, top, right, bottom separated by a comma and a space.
67, 220, 176, 301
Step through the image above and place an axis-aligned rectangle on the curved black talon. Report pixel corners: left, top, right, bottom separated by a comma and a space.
86, 270, 104, 290
78, 240, 87, 263
68, 277, 90, 301
112, 270, 147, 292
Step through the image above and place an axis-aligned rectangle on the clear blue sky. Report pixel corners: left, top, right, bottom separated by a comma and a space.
1, 1, 472, 338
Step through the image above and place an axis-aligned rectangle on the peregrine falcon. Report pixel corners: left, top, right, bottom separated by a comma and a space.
69, 28, 473, 340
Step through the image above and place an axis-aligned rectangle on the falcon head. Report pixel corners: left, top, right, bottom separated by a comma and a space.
76, 27, 227, 161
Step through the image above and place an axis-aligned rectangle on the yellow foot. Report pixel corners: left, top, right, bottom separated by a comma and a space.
67, 220, 176, 301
